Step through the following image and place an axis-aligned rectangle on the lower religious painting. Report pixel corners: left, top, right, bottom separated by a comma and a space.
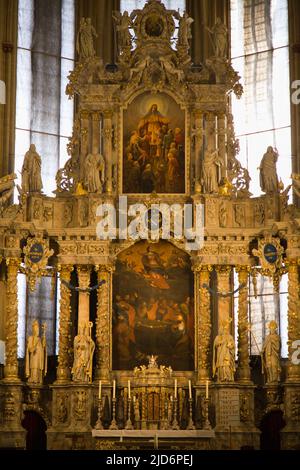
113, 241, 194, 370
122, 92, 185, 193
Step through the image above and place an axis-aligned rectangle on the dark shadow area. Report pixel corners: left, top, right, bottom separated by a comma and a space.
260, 409, 285, 450
21, 410, 47, 450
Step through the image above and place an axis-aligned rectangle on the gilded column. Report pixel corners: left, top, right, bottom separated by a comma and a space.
215, 265, 232, 328
287, 260, 300, 381
236, 266, 251, 383
95, 265, 113, 380
76, 265, 91, 327
3, 258, 20, 381
56, 264, 73, 383
194, 111, 203, 194
197, 265, 212, 382
103, 111, 113, 194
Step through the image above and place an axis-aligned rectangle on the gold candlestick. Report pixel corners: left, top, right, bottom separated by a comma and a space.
95, 397, 104, 430
187, 397, 195, 430
172, 397, 180, 430
109, 396, 118, 430
125, 396, 133, 430
203, 397, 212, 430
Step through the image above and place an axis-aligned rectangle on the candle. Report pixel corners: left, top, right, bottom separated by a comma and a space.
188, 380, 192, 399
174, 379, 177, 399
98, 380, 102, 400
113, 380, 116, 399
206, 380, 209, 399
128, 380, 131, 399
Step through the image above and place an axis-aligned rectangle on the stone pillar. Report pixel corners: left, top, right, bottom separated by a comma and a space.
205, 112, 216, 151
286, 260, 300, 381
194, 111, 203, 194
236, 266, 251, 383
217, 113, 226, 178
94, 265, 113, 380
92, 111, 101, 152
3, 258, 20, 382
215, 265, 232, 328
56, 264, 73, 383
103, 111, 113, 194
80, 110, 90, 181
77, 265, 91, 327
196, 265, 212, 382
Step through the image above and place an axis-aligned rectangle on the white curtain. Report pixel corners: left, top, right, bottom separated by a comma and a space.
16, 0, 75, 358
231, 0, 291, 196
121, 0, 185, 13
15, 0, 75, 197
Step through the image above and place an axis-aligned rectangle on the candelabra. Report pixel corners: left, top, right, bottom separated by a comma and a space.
109, 397, 118, 430
125, 397, 134, 430
187, 398, 195, 430
160, 398, 170, 430
95, 397, 104, 430
172, 397, 180, 430
203, 398, 212, 430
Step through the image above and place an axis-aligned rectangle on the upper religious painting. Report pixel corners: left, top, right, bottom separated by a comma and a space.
123, 92, 185, 194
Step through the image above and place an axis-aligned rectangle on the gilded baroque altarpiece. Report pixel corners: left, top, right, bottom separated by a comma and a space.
0, 0, 300, 450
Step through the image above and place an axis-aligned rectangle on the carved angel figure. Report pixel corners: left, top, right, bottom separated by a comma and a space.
178, 11, 194, 47
113, 10, 132, 50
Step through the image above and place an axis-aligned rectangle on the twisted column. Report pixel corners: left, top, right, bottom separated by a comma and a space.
95, 265, 113, 380
196, 265, 212, 382
236, 266, 251, 383
56, 264, 73, 383
3, 258, 20, 382
287, 260, 300, 381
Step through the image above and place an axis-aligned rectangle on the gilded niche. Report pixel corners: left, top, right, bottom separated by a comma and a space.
113, 240, 194, 370
123, 92, 185, 194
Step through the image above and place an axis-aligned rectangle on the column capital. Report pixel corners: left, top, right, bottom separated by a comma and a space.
215, 264, 232, 274
57, 264, 74, 277
192, 264, 213, 273
6, 257, 21, 268
235, 265, 251, 275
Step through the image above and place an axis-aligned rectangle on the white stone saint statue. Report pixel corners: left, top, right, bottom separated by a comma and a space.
202, 147, 222, 193
213, 322, 235, 382
25, 320, 47, 384
262, 320, 281, 384
76, 18, 97, 59
206, 18, 228, 58
21, 144, 43, 193
83, 148, 105, 193
259, 146, 279, 193
71, 322, 95, 383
